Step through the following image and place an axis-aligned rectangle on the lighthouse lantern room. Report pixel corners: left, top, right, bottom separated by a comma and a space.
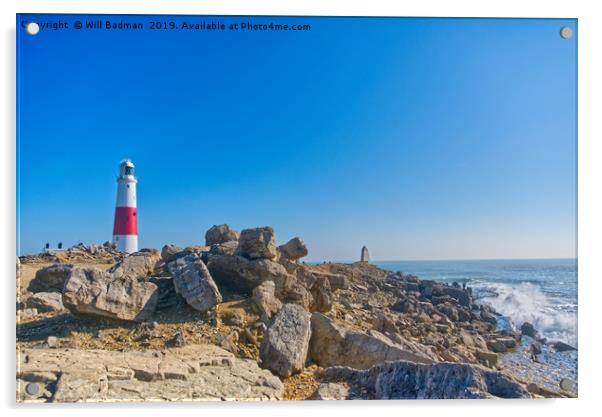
112, 159, 138, 253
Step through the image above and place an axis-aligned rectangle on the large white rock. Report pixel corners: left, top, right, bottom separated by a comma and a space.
207, 254, 295, 294
62, 267, 158, 321
309, 313, 434, 369
171, 254, 222, 312
260, 303, 311, 377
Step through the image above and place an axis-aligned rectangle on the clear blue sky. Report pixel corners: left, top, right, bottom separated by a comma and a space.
17, 15, 577, 260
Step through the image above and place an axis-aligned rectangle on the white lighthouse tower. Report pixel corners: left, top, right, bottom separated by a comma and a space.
112, 159, 138, 253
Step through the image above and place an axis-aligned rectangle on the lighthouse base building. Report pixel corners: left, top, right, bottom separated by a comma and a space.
113, 159, 138, 253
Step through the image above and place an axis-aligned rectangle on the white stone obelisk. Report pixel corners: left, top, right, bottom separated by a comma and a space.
112, 159, 138, 253
360, 246, 370, 263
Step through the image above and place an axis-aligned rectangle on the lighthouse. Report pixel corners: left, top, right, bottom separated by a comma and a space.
112, 159, 138, 253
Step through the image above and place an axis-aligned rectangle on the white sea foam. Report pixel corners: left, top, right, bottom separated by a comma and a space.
472, 281, 577, 347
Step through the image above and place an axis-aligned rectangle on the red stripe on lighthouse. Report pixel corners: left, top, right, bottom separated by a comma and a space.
113, 207, 137, 235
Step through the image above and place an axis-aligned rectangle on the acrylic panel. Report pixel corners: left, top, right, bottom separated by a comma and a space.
16, 14, 577, 402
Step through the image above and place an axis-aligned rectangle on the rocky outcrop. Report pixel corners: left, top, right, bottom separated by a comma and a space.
62, 267, 158, 321
24, 292, 65, 313
109, 250, 161, 280
309, 313, 434, 369
278, 237, 308, 261
205, 224, 239, 246
19, 242, 123, 265
236, 227, 278, 260
251, 281, 282, 318
260, 304, 312, 377
160, 244, 183, 264
317, 360, 531, 399
17, 345, 283, 402
171, 255, 222, 312
27, 264, 73, 293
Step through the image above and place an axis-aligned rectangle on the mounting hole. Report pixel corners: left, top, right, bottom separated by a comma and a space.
560, 27, 573, 39
25, 22, 40, 36
559, 378, 575, 391
25, 382, 40, 396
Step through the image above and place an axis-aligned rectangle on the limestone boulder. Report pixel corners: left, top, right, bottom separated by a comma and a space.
24, 292, 65, 313
283, 282, 313, 310
260, 304, 312, 377
207, 254, 294, 294
277, 237, 308, 261
62, 267, 158, 321
17, 344, 283, 402
310, 383, 349, 400
236, 227, 278, 260
205, 224, 239, 246
309, 313, 434, 369
171, 255, 222, 312
309, 276, 333, 313
251, 281, 282, 318
209, 240, 239, 257
27, 264, 73, 293
160, 244, 183, 264
109, 250, 161, 280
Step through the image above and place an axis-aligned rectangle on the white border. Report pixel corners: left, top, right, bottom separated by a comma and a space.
2, 1, 601, 416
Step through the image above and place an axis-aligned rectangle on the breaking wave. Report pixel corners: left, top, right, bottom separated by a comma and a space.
471, 281, 577, 347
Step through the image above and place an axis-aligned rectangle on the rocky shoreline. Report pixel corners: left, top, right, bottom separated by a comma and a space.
16, 225, 577, 402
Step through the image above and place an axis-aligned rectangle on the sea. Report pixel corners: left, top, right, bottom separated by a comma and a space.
374, 258, 578, 347
374, 258, 578, 393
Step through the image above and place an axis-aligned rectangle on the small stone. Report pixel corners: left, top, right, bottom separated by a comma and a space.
475, 350, 498, 367
172, 329, 186, 347
311, 382, 349, 400
521, 322, 537, 338
553, 341, 577, 352
223, 308, 246, 326
46, 336, 59, 348
240, 328, 259, 347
